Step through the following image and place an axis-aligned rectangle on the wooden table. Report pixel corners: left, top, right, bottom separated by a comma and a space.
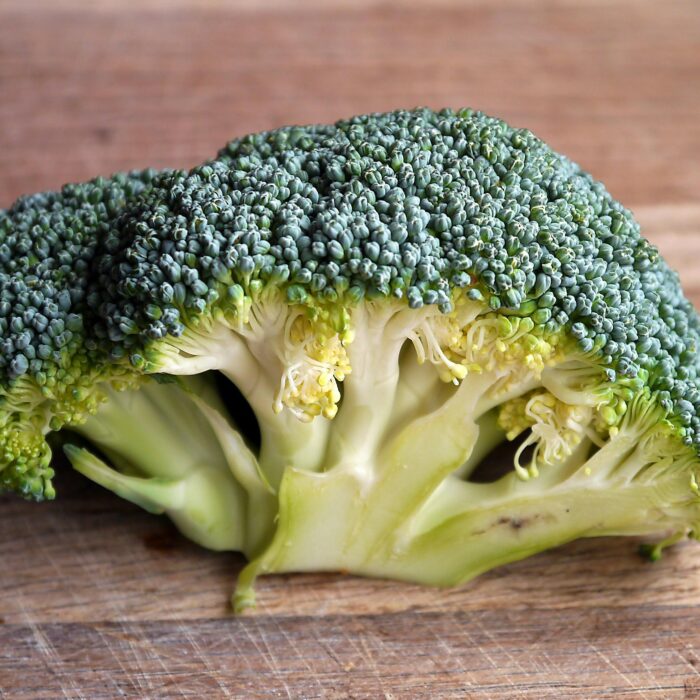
1, 1, 700, 696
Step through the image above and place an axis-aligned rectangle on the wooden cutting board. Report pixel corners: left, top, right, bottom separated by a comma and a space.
1, 1, 700, 696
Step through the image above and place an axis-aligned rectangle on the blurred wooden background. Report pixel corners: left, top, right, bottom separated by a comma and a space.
1, 0, 699, 697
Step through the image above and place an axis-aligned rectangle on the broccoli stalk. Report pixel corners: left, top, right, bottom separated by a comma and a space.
66, 376, 275, 554
237, 394, 698, 609
147, 297, 335, 486
108, 289, 698, 611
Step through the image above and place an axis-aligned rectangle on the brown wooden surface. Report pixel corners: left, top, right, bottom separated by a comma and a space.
1, 0, 700, 697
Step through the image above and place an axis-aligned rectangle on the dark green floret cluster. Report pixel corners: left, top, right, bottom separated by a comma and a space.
0, 169, 161, 379
2, 108, 700, 608
86, 109, 700, 445
0, 169, 162, 497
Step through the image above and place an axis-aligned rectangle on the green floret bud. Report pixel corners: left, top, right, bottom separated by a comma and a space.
0, 423, 54, 500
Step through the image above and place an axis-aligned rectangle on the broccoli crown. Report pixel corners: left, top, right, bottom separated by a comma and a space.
2, 107, 700, 507
87, 108, 700, 446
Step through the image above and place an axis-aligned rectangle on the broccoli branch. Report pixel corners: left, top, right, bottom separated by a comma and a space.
65, 377, 272, 552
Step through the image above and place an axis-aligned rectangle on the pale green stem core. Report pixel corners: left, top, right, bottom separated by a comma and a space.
67, 380, 259, 551
234, 367, 540, 610
454, 409, 504, 480
235, 416, 700, 610
62, 298, 700, 612
324, 304, 416, 473
67, 443, 247, 551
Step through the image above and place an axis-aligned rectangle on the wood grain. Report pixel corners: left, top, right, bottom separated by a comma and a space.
3, 606, 700, 699
1, 0, 699, 208
1, 0, 700, 697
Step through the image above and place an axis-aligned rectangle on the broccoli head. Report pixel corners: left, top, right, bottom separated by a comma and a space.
2, 108, 700, 610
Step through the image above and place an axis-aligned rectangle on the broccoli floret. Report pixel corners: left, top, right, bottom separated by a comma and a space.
0, 169, 164, 499
3, 108, 700, 611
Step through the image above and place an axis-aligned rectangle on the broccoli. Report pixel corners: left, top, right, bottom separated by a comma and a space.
2, 108, 700, 612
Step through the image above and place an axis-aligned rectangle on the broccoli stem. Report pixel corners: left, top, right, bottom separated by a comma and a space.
387, 351, 447, 436
159, 320, 332, 485
255, 410, 330, 487
453, 409, 505, 479
323, 305, 409, 472
233, 402, 700, 610
371, 474, 695, 587
67, 378, 270, 552
639, 530, 688, 561
361, 370, 503, 546
67, 444, 247, 551
187, 393, 277, 556
234, 369, 502, 609
73, 378, 231, 480
213, 324, 332, 484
